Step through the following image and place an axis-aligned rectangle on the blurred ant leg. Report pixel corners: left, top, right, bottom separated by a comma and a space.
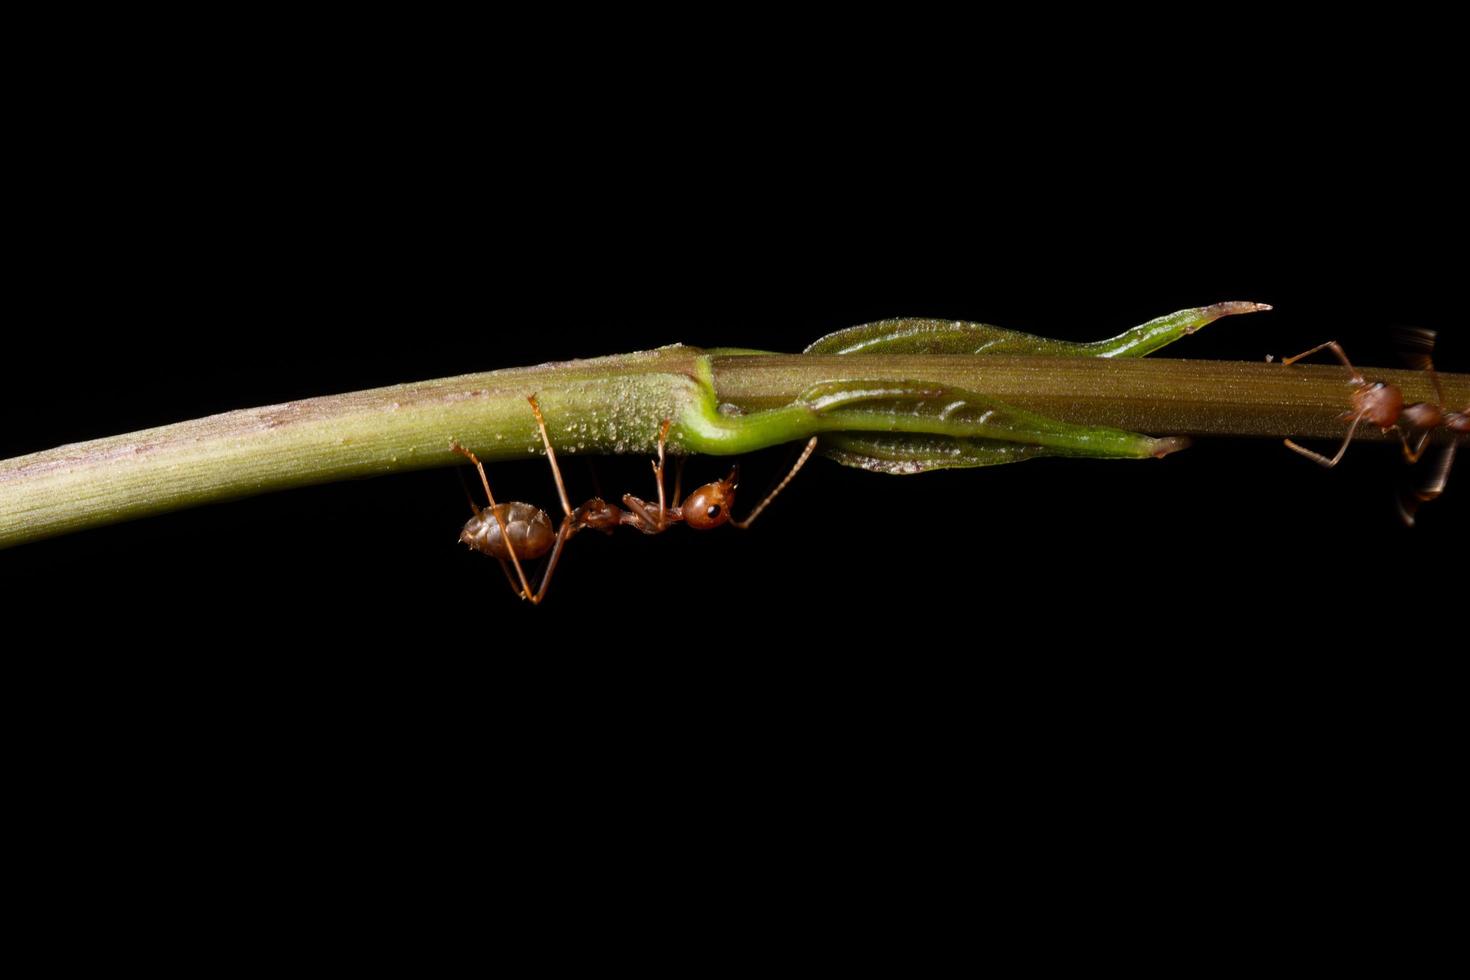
455, 467, 480, 516
450, 440, 535, 601
657, 419, 671, 523
585, 457, 606, 501
1394, 495, 1418, 527
733, 436, 819, 529
1395, 327, 1443, 396
1396, 441, 1457, 527
671, 456, 687, 509
1282, 340, 1365, 384
1417, 439, 1456, 501
1426, 363, 1444, 406
1283, 411, 1368, 468
527, 394, 573, 518
1396, 427, 1434, 465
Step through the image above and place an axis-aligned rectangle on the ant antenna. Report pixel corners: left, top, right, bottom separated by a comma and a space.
733, 437, 819, 529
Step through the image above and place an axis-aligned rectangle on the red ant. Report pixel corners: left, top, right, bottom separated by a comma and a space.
450, 395, 818, 603
1279, 333, 1468, 523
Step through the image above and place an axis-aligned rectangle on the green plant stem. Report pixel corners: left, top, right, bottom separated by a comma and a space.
2, 346, 1465, 549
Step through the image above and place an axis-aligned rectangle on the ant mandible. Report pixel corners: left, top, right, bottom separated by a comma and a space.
1279, 333, 1469, 523
450, 394, 818, 604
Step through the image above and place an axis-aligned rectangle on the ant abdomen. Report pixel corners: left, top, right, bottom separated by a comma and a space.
460, 502, 555, 560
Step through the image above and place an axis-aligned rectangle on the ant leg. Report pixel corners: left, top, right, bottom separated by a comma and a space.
733, 437, 818, 529
1284, 411, 1368, 468
455, 467, 480, 516
647, 419, 672, 529
496, 558, 523, 597
522, 518, 578, 604
450, 441, 536, 601
527, 394, 573, 518
1416, 439, 1456, 501
1397, 440, 1457, 527
1400, 333, 1447, 461
671, 456, 688, 509
1396, 327, 1444, 401
619, 494, 664, 535
1396, 428, 1434, 465
586, 457, 606, 502
1282, 340, 1365, 385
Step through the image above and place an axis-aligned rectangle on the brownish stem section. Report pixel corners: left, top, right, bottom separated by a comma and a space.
711, 355, 1469, 442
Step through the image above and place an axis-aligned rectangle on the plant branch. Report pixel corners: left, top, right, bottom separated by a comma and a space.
3, 346, 1465, 549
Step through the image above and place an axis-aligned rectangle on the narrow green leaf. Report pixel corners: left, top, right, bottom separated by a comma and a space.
800, 302, 1271, 473
820, 433, 1050, 474
797, 379, 1187, 463
803, 301, 1271, 358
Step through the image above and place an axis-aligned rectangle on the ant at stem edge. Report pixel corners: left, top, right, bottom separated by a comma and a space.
450, 394, 818, 604
1277, 330, 1469, 525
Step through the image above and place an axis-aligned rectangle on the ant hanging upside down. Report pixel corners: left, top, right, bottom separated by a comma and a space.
451, 395, 818, 603
1279, 331, 1469, 524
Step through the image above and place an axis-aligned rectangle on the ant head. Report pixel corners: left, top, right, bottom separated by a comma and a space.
681, 465, 738, 530
1354, 381, 1404, 429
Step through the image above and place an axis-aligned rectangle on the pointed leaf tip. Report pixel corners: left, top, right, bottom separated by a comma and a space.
1208, 301, 1273, 316
1152, 436, 1192, 458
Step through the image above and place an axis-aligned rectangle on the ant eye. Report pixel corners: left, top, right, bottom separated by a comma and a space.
683, 483, 732, 529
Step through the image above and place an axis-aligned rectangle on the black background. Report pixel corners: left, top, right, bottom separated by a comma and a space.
2, 32, 1461, 929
